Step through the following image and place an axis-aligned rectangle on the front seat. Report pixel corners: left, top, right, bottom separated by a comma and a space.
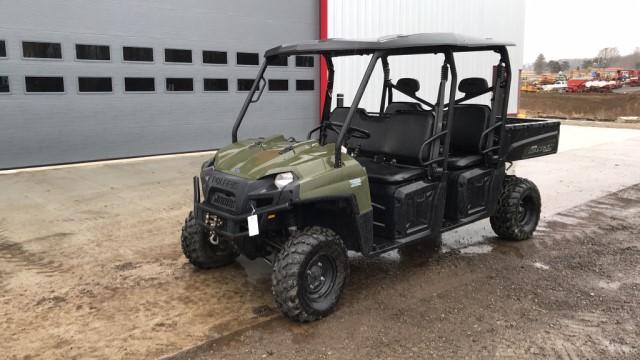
385, 78, 425, 113
358, 110, 434, 184
447, 77, 491, 170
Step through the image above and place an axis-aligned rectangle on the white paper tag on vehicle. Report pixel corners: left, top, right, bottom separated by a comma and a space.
247, 214, 259, 236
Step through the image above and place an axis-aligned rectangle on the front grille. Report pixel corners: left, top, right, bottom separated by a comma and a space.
212, 192, 236, 210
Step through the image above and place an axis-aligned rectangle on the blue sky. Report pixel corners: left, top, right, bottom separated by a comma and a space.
524, 0, 639, 63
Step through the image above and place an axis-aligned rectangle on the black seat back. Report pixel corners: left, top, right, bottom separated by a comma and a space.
327, 107, 434, 165
385, 102, 424, 113
449, 77, 492, 154
449, 105, 490, 154
384, 78, 424, 114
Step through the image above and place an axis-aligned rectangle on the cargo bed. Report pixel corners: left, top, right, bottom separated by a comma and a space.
503, 118, 560, 161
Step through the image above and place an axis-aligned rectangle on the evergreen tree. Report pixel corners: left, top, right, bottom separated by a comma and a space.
534, 54, 547, 75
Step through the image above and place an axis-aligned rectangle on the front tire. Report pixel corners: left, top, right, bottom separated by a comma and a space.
272, 226, 348, 322
181, 211, 238, 269
490, 177, 541, 241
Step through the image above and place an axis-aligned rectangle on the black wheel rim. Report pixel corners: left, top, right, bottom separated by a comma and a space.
518, 194, 537, 228
302, 254, 337, 306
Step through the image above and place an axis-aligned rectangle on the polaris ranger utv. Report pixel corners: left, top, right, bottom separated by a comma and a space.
181, 33, 560, 322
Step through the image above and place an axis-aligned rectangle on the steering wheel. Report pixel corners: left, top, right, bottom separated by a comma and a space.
308, 121, 371, 141
326, 122, 370, 140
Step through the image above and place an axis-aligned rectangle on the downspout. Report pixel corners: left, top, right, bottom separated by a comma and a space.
319, 0, 329, 120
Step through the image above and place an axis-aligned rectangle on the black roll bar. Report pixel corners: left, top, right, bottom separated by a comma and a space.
379, 57, 390, 113
476, 48, 512, 164
441, 51, 457, 173
498, 48, 512, 160
334, 52, 380, 167
421, 50, 456, 176
232, 61, 268, 143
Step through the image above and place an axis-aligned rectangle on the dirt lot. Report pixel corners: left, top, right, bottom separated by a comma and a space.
520, 92, 640, 121
174, 184, 640, 360
1, 125, 640, 359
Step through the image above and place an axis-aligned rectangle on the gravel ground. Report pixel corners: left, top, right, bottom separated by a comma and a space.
173, 184, 640, 360
1, 125, 639, 359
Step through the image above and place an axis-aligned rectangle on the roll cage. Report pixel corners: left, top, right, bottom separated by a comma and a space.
231, 33, 513, 175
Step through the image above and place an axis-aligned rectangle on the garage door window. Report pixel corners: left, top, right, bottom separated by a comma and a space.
23, 41, 62, 59
295, 56, 314, 67
0, 41, 6, 58
204, 78, 228, 92
237, 52, 259, 66
25, 76, 64, 93
125, 77, 155, 92
268, 55, 288, 66
268, 79, 288, 91
76, 44, 110, 61
123, 47, 153, 62
78, 77, 113, 93
166, 78, 193, 92
237, 79, 255, 91
165, 49, 192, 63
203, 51, 227, 65
0, 76, 9, 93
296, 79, 314, 91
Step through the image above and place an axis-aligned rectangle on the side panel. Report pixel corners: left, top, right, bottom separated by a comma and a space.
298, 157, 372, 214
444, 166, 505, 224
369, 180, 439, 240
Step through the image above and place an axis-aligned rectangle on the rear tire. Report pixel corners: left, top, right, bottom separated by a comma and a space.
181, 211, 238, 269
272, 226, 348, 322
490, 177, 541, 241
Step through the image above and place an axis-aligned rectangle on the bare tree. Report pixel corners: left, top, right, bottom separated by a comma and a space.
595, 47, 621, 67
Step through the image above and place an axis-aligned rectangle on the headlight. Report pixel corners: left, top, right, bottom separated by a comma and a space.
201, 165, 215, 184
274, 172, 294, 190
201, 158, 215, 170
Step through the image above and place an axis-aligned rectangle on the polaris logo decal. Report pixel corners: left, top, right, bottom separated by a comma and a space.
349, 178, 362, 188
526, 143, 554, 156
212, 176, 238, 189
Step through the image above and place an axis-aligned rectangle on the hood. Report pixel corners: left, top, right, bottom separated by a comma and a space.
213, 135, 337, 180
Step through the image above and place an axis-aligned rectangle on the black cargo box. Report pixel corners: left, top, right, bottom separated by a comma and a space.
503, 118, 561, 161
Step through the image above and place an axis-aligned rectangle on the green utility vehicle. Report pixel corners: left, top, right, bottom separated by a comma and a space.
181, 33, 560, 322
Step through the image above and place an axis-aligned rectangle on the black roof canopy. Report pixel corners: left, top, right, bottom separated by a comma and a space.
265, 32, 515, 58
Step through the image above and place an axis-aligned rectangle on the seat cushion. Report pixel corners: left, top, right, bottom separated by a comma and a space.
447, 154, 483, 170
358, 157, 428, 184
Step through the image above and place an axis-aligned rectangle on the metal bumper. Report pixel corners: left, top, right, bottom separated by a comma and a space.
193, 176, 291, 239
